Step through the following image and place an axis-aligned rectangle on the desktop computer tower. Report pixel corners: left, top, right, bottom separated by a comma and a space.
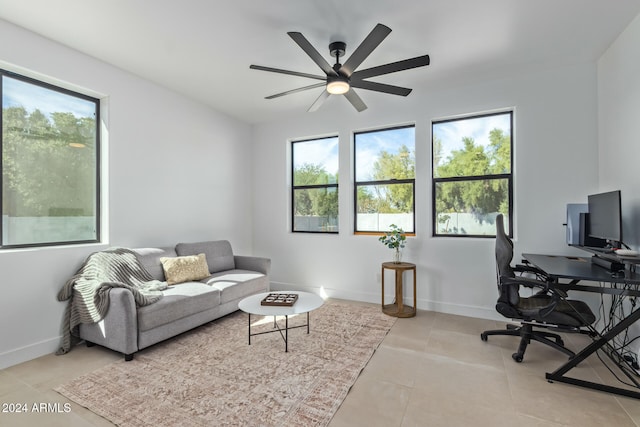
566, 203, 607, 247
566, 204, 586, 245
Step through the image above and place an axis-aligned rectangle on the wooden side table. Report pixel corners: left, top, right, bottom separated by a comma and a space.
381, 261, 416, 318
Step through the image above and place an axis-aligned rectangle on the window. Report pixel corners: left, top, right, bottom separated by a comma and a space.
432, 111, 513, 237
354, 125, 415, 233
1, 70, 100, 248
291, 136, 338, 233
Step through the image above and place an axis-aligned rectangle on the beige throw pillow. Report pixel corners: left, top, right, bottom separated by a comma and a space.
160, 253, 210, 285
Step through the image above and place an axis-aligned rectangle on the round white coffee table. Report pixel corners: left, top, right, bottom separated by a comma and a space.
238, 291, 324, 352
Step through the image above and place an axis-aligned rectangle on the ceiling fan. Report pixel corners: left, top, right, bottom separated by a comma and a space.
250, 23, 430, 112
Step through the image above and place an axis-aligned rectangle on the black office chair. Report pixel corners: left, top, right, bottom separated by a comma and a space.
481, 214, 596, 362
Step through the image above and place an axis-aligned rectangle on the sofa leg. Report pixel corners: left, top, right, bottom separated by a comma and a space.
124, 353, 134, 362
86, 341, 96, 347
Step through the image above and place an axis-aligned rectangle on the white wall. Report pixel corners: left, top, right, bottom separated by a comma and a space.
0, 19, 254, 368
597, 13, 640, 359
598, 13, 640, 249
252, 62, 600, 319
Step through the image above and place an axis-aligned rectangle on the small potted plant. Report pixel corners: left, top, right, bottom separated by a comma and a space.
379, 224, 406, 263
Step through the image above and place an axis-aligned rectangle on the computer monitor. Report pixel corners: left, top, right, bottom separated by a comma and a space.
587, 190, 622, 246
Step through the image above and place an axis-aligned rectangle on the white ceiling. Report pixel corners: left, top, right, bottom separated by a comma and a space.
1, 0, 640, 124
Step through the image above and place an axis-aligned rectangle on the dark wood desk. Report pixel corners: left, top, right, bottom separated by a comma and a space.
523, 253, 640, 399
524, 253, 640, 286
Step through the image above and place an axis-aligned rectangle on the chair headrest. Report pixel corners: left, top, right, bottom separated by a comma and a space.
495, 214, 514, 277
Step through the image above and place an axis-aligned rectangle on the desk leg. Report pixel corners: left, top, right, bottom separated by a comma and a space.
546, 305, 640, 399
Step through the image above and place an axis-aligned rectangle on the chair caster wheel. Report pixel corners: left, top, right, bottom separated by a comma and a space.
512, 353, 523, 363
480, 333, 488, 341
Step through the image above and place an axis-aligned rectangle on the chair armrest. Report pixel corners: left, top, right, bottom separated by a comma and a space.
234, 255, 271, 276
502, 274, 567, 297
514, 263, 549, 280
502, 275, 549, 290
501, 275, 563, 318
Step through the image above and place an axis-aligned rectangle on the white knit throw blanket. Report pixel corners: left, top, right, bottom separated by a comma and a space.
56, 247, 167, 355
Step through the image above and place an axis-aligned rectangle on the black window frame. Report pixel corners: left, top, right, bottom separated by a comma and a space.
354, 124, 416, 235
291, 136, 339, 234
1, 68, 101, 249
431, 111, 513, 238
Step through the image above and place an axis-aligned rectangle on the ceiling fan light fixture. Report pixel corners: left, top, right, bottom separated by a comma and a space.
326, 76, 350, 95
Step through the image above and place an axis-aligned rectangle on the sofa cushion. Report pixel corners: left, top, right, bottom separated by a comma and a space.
160, 253, 210, 285
176, 240, 235, 273
202, 269, 268, 304
137, 282, 221, 331
133, 247, 177, 281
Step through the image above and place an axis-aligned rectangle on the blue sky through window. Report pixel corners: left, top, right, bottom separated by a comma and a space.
433, 113, 511, 161
3, 76, 96, 119
355, 126, 415, 182
293, 136, 339, 178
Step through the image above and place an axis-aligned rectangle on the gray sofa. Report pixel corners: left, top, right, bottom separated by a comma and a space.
79, 240, 270, 361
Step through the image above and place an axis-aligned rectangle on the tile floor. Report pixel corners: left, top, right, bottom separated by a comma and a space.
1, 304, 639, 426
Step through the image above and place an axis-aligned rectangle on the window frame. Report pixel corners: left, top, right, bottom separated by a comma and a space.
1, 68, 101, 249
290, 136, 339, 234
353, 124, 416, 235
431, 110, 513, 238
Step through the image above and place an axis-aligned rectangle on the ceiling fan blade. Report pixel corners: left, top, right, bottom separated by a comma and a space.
352, 55, 430, 80
339, 23, 392, 77
350, 80, 412, 96
250, 65, 326, 81
344, 89, 368, 112
288, 32, 338, 77
265, 82, 326, 99
308, 90, 330, 112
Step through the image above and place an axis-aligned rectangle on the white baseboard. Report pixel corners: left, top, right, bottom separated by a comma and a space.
270, 281, 503, 322
0, 336, 60, 369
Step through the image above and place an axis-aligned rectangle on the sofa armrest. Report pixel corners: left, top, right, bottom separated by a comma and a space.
234, 255, 271, 276
79, 288, 138, 357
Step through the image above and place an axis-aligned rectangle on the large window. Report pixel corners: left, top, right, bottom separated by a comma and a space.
1, 70, 100, 248
354, 125, 415, 233
291, 136, 339, 233
432, 111, 513, 237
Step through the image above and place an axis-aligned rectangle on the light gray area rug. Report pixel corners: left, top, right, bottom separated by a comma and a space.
55, 300, 396, 426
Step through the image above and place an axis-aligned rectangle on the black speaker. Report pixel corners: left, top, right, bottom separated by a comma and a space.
591, 255, 624, 272
579, 212, 607, 248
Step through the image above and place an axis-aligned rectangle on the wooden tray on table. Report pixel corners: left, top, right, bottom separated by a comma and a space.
260, 293, 299, 307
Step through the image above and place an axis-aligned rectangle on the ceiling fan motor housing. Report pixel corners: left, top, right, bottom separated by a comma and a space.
329, 41, 346, 58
